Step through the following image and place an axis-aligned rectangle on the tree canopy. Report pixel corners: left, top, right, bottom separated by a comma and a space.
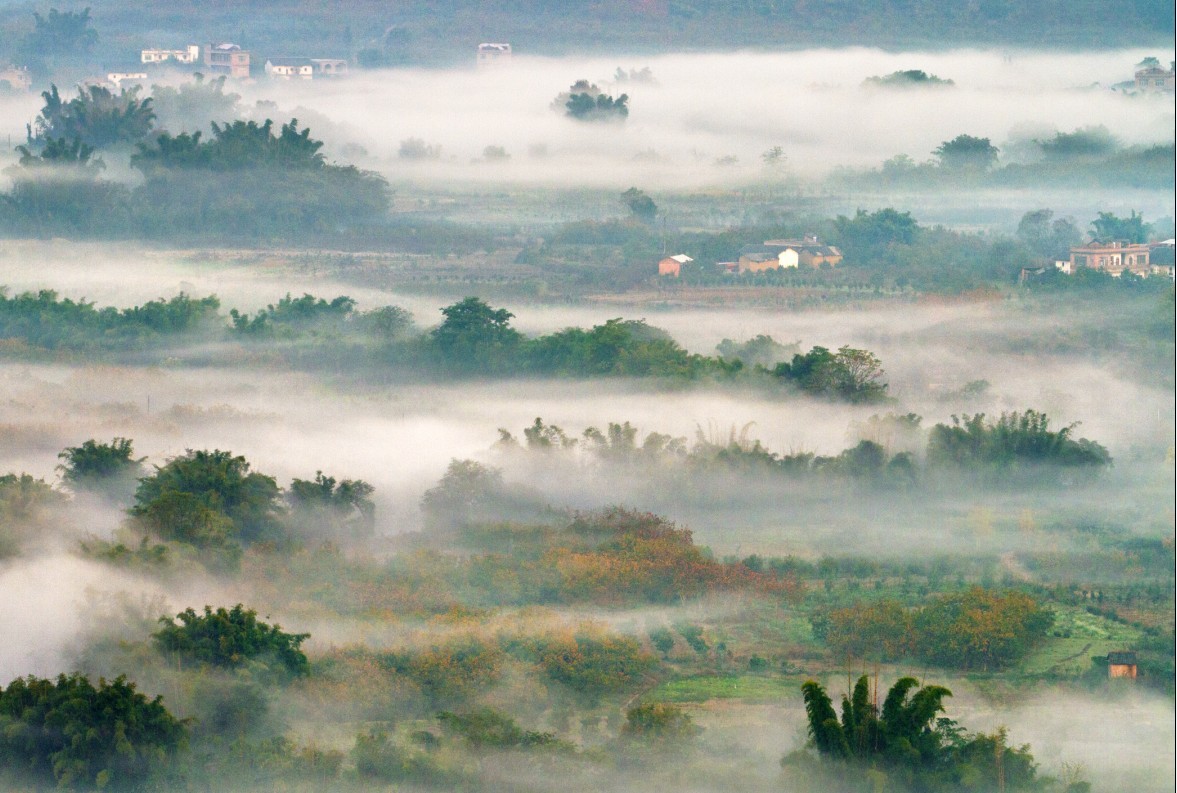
797, 676, 1041, 791
152, 604, 310, 676
57, 438, 145, 494
131, 449, 282, 545
933, 134, 999, 171
0, 673, 185, 791
28, 85, 155, 150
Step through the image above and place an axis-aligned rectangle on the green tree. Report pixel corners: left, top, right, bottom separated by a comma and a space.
0, 472, 65, 557
622, 702, 701, 743
799, 676, 1045, 791
772, 345, 889, 403
926, 410, 1111, 480
131, 449, 282, 544
913, 588, 1054, 671
1037, 126, 1119, 162
24, 7, 98, 56
833, 208, 920, 263
0, 673, 185, 791
621, 187, 657, 221
152, 604, 310, 676
287, 471, 375, 541
1016, 209, 1081, 260
28, 84, 156, 149
1089, 210, 1151, 243
933, 134, 999, 171
429, 297, 521, 372
57, 437, 145, 495
437, 707, 561, 749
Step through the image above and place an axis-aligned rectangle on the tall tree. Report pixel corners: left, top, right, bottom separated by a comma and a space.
933, 134, 999, 171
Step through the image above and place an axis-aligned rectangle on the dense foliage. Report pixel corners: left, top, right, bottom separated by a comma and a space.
795, 676, 1044, 791
57, 438, 144, 494
816, 588, 1055, 670
0, 673, 185, 791
1, 89, 390, 241
152, 604, 310, 676
131, 449, 282, 546
0, 290, 220, 350
927, 410, 1112, 481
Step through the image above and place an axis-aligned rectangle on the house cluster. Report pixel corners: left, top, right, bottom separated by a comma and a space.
1134, 61, 1175, 93
0, 64, 33, 91
1054, 239, 1175, 279
117, 43, 348, 84
658, 235, 843, 278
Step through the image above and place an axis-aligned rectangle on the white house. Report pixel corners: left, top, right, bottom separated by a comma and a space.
141, 46, 200, 65
265, 58, 315, 79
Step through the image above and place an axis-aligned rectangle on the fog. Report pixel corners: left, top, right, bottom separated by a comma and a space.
225, 48, 1176, 189
1, 41, 1174, 793
2, 48, 1173, 200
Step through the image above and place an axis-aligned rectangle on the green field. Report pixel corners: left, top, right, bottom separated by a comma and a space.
651, 673, 804, 703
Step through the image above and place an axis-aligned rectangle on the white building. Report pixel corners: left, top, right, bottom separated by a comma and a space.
141, 46, 200, 65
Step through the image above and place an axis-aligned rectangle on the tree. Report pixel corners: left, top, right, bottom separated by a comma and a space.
772, 345, 889, 403
429, 297, 521, 372
621, 187, 657, 221
926, 410, 1112, 480
24, 7, 98, 56
833, 208, 920, 263
864, 69, 954, 87
152, 604, 310, 676
57, 437, 145, 495
28, 84, 156, 149
0, 673, 185, 791
797, 676, 1045, 791
0, 473, 65, 557
15, 136, 102, 172
933, 134, 999, 171
622, 702, 701, 743
148, 75, 241, 135
1089, 210, 1151, 244
131, 449, 282, 545
437, 708, 561, 749
762, 146, 786, 167
1016, 209, 1081, 260
288, 471, 375, 541
913, 588, 1054, 671
557, 80, 629, 121
1037, 126, 1119, 162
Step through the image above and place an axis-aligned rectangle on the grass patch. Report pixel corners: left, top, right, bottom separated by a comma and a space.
1018, 606, 1142, 676
651, 674, 801, 703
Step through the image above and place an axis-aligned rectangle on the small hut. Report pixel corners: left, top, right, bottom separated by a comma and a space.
1106, 651, 1138, 680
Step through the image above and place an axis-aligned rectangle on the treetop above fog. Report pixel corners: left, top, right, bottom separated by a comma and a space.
152, 604, 310, 677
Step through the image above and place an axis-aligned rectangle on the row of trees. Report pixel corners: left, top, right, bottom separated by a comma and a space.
492, 408, 1111, 485
3, 83, 391, 240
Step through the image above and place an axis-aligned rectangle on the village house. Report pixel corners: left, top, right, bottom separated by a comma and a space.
265, 58, 315, 79
0, 64, 32, 91
735, 235, 843, 273
105, 68, 149, 88
657, 254, 693, 277
310, 58, 349, 77
1068, 241, 1151, 277
141, 46, 200, 65
205, 43, 251, 78
1134, 63, 1175, 93
476, 43, 512, 67
1106, 651, 1138, 680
